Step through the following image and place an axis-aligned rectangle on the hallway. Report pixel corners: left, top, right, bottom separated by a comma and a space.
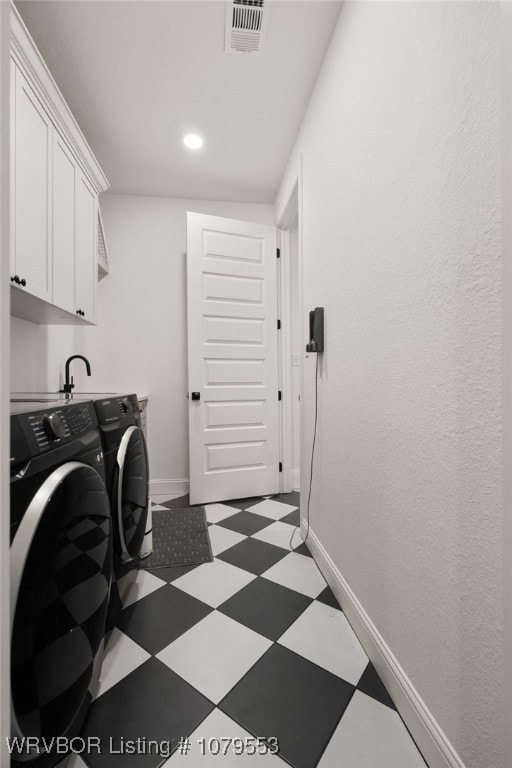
65, 494, 425, 768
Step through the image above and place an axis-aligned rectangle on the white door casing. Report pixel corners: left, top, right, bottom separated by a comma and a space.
187, 212, 280, 505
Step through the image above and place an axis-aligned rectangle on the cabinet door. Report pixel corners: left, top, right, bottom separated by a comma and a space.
12, 64, 52, 302
75, 173, 97, 323
52, 133, 76, 313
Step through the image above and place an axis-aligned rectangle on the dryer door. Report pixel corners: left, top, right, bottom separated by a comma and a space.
116, 425, 149, 561
10, 461, 112, 762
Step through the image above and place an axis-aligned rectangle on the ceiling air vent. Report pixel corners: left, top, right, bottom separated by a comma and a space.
224, 0, 270, 56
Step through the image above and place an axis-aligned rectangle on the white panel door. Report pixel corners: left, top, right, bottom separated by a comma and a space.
187, 212, 279, 505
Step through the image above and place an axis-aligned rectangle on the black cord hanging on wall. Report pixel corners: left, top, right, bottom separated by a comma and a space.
290, 308, 323, 551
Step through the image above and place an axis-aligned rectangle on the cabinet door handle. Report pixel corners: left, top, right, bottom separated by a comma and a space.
11, 275, 20, 284
20, 278, 26, 287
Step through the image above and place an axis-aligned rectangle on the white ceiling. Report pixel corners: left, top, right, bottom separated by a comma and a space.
15, 0, 341, 203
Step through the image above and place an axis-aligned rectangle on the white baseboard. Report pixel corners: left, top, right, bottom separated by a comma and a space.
291, 468, 300, 492
149, 478, 189, 498
303, 523, 465, 768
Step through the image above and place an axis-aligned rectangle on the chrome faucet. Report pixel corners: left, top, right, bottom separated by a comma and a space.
60, 355, 92, 395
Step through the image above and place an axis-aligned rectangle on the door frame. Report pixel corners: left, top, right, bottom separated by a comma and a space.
277, 159, 303, 496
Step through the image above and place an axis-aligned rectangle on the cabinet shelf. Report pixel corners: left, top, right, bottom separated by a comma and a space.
11, 285, 96, 326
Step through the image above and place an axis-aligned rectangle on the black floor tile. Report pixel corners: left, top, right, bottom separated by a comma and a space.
143, 564, 200, 583
270, 491, 300, 507
316, 586, 342, 610
280, 508, 300, 526
216, 510, 274, 536
220, 644, 354, 768
292, 541, 313, 558
218, 577, 312, 641
357, 661, 396, 710
222, 496, 268, 511
217, 537, 288, 575
82, 658, 213, 767
116, 560, 135, 580
117, 584, 212, 654
160, 494, 200, 509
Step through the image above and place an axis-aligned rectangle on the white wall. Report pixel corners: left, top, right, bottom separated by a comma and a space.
277, 3, 503, 767
11, 195, 274, 486
1, 2, 10, 763
501, 4, 512, 765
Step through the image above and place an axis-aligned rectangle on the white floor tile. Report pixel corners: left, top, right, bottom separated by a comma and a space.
205, 503, 240, 524
95, 628, 151, 699
318, 691, 426, 768
172, 558, 256, 608
245, 499, 297, 520
150, 494, 179, 504
252, 521, 296, 550
278, 601, 368, 684
262, 552, 326, 598
116, 569, 166, 608
69, 758, 88, 768
55, 755, 88, 768
164, 708, 287, 766
157, 612, 271, 704
208, 524, 247, 556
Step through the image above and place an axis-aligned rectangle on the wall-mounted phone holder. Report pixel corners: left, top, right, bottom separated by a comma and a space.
306, 307, 324, 353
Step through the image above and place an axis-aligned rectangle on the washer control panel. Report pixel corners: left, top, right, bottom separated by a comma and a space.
66, 403, 95, 435
95, 394, 140, 425
10, 401, 99, 464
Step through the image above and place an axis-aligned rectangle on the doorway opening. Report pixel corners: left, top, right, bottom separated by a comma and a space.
277, 172, 303, 508
185, 171, 303, 508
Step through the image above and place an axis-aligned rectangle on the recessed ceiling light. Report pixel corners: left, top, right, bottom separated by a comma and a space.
183, 133, 203, 150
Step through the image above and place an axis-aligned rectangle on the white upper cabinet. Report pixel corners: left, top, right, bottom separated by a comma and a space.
52, 131, 76, 314
74, 173, 97, 322
52, 132, 98, 323
10, 6, 109, 326
11, 65, 52, 302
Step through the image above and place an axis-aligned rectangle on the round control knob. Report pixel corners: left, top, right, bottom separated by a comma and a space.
42, 412, 67, 440
120, 397, 133, 415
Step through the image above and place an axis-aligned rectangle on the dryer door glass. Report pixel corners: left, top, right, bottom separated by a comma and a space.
116, 426, 149, 561
10, 462, 112, 752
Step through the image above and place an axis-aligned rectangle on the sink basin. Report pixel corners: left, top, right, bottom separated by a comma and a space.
12, 391, 117, 398
11, 398, 61, 403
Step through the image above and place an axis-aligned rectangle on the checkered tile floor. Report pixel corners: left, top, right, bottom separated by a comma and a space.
63, 493, 426, 768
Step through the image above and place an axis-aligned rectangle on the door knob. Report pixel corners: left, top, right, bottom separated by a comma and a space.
191, 392, 201, 401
